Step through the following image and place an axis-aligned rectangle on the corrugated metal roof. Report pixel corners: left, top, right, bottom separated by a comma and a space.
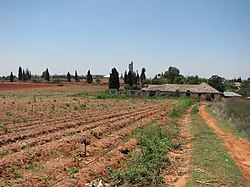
142, 83, 220, 94
223, 92, 242, 97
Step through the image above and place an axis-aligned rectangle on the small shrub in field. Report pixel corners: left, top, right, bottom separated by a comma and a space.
1, 124, 10, 132
6, 111, 11, 116
68, 167, 78, 175
79, 104, 86, 110
191, 106, 199, 114
74, 106, 78, 110
66, 103, 70, 107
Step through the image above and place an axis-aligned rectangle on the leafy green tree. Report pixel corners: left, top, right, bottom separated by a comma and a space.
174, 75, 186, 84
109, 68, 120, 89
86, 70, 93, 84
224, 81, 237, 91
164, 66, 180, 83
18, 66, 23, 81
10, 72, 14, 82
208, 75, 224, 92
74, 71, 79, 82
186, 75, 200, 84
67, 72, 71, 82
140, 68, 146, 85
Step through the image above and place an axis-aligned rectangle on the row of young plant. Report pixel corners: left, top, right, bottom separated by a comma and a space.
110, 98, 195, 186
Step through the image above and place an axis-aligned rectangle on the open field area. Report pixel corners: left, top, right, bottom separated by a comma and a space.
0, 83, 249, 186
0, 83, 175, 186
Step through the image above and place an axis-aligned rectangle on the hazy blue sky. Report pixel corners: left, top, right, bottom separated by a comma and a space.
0, 0, 250, 79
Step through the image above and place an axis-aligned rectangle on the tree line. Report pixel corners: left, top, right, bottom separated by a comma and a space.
7, 67, 95, 84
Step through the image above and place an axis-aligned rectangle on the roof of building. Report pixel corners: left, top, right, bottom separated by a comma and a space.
223, 92, 242, 97
142, 82, 220, 94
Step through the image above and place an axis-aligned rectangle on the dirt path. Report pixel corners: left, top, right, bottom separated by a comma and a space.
163, 108, 192, 187
199, 105, 250, 183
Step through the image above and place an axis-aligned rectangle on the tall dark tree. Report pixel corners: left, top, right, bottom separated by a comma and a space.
75, 70, 79, 82
109, 68, 120, 89
25, 68, 30, 81
67, 72, 71, 82
22, 70, 26, 81
10, 72, 14, 82
124, 70, 128, 84
127, 70, 133, 87
18, 66, 23, 81
140, 68, 146, 85
136, 71, 140, 85
29, 71, 32, 80
43, 68, 50, 81
86, 70, 93, 84
208, 75, 224, 92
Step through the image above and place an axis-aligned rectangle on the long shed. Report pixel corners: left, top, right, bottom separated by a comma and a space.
142, 82, 221, 100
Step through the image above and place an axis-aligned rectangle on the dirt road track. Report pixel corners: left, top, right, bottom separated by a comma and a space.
199, 105, 250, 183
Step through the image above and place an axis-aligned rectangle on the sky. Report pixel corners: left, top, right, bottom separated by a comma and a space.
0, 0, 250, 79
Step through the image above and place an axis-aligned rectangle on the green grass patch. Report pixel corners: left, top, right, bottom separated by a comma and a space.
95, 91, 127, 100
68, 167, 79, 175
112, 124, 180, 186
169, 98, 195, 118
187, 113, 246, 187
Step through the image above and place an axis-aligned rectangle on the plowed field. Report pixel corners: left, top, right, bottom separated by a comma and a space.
0, 84, 173, 186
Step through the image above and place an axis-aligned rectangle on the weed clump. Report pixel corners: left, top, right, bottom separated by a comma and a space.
112, 125, 179, 186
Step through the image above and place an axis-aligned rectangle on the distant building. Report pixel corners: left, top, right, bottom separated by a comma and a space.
142, 82, 221, 100
223, 92, 242, 98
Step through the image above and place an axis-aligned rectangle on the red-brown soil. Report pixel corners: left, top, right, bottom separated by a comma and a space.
199, 105, 250, 183
163, 108, 192, 187
0, 82, 56, 90
0, 86, 173, 186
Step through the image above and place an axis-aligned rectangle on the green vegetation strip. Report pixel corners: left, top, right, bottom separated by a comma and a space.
187, 111, 246, 187
111, 98, 194, 186
112, 125, 179, 186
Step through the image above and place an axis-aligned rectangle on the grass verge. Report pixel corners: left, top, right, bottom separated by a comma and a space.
186, 112, 246, 187
206, 106, 250, 140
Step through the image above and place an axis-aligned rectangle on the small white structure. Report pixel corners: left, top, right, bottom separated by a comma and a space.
223, 92, 242, 98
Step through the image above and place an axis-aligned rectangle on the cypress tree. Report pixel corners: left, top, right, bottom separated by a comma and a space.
86, 70, 93, 84
25, 69, 29, 81
140, 68, 146, 85
22, 70, 26, 81
127, 70, 133, 87
136, 71, 140, 85
29, 71, 32, 80
10, 72, 14, 82
75, 70, 79, 82
67, 72, 71, 82
124, 70, 128, 84
45, 68, 50, 81
109, 68, 120, 89
18, 66, 23, 81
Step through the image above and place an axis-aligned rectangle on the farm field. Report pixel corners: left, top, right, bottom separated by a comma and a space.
0, 83, 174, 186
